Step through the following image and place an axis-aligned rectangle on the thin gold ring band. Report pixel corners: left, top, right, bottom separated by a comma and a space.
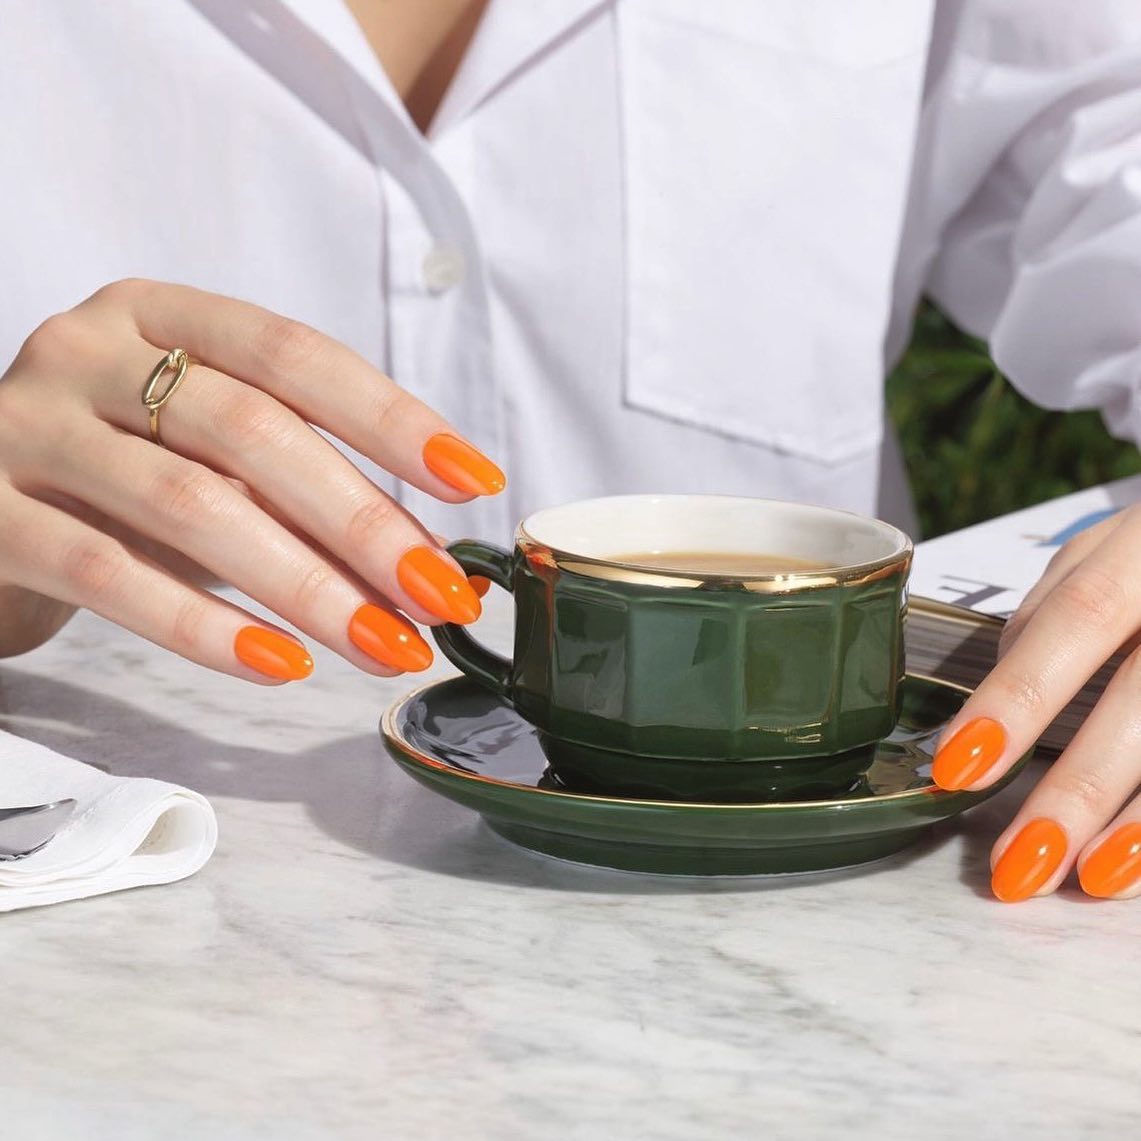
141, 348, 190, 448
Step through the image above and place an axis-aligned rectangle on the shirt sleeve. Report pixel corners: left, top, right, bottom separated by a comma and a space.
916, 0, 1141, 445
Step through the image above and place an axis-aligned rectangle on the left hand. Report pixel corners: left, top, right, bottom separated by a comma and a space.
931, 504, 1141, 903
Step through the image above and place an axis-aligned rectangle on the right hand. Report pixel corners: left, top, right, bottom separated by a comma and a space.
0, 279, 504, 682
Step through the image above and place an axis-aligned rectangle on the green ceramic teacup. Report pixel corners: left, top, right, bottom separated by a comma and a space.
433, 495, 912, 802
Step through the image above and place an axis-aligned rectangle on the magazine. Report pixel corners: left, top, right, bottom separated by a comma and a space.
906, 474, 1141, 754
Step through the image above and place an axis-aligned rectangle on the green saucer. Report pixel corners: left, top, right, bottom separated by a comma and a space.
381, 674, 1031, 876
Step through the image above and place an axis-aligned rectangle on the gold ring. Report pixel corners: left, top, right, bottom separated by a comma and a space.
141, 348, 190, 448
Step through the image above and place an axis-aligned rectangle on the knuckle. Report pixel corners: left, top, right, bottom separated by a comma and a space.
148, 466, 230, 530
290, 561, 338, 613
1052, 568, 1129, 634
90, 277, 151, 307
343, 495, 398, 550
1055, 765, 1113, 816
169, 593, 212, 654
61, 538, 127, 598
372, 386, 412, 434
256, 315, 326, 376
219, 389, 293, 452
990, 669, 1048, 719
4, 316, 103, 454
16, 312, 84, 368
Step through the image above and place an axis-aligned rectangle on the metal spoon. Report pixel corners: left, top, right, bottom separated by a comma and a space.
0, 799, 78, 860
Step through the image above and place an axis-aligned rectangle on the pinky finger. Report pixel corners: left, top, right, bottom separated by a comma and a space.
3, 493, 312, 685
1078, 811, 1141, 900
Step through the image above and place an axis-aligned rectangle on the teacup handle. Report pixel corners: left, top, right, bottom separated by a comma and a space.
430, 540, 516, 698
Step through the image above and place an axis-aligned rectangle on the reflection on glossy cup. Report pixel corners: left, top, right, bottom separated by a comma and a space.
433, 495, 912, 802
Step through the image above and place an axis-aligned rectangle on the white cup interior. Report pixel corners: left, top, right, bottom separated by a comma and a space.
519, 495, 910, 575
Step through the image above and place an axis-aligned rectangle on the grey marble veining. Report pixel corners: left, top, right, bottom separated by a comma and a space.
0, 593, 1138, 1140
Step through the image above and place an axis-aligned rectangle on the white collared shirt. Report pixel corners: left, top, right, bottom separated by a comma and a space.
3, 1, 1140, 543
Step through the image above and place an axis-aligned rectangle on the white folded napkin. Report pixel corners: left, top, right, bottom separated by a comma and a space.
0, 729, 217, 911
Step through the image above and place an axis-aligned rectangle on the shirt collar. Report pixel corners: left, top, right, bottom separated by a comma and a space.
431, 0, 610, 136
191, 0, 609, 144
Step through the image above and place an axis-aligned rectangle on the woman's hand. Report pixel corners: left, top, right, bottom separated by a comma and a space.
0, 279, 504, 681
931, 506, 1141, 902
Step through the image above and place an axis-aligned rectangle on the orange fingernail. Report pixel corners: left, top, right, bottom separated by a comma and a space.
1079, 823, 1141, 899
423, 433, 506, 496
234, 626, 314, 681
991, 818, 1067, 903
932, 717, 1006, 790
469, 575, 491, 598
349, 604, 432, 672
398, 546, 482, 624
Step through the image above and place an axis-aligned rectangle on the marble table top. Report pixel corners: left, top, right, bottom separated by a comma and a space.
0, 592, 1137, 1140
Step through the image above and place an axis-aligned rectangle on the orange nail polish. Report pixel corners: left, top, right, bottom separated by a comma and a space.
1079, 823, 1141, 899
991, 818, 1067, 903
349, 604, 432, 672
234, 626, 314, 681
932, 717, 1006, 790
397, 546, 482, 624
469, 575, 492, 598
423, 433, 506, 497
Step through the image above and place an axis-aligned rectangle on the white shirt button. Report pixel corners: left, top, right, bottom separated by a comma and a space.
422, 245, 466, 293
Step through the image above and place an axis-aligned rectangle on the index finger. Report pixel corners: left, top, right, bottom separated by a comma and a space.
998, 510, 1126, 657
96, 279, 505, 502
930, 514, 1141, 792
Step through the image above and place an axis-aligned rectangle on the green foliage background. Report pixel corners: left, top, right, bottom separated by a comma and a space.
885, 302, 1141, 539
